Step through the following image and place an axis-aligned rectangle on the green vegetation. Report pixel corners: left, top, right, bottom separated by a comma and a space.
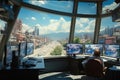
50, 45, 62, 55
85, 39, 92, 43
73, 37, 80, 43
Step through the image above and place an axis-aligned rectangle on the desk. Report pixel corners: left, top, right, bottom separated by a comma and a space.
0, 57, 45, 80
0, 69, 39, 80
69, 57, 85, 75
104, 66, 120, 80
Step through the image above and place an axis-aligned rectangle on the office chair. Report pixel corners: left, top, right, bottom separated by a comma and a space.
81, 59, 104, 80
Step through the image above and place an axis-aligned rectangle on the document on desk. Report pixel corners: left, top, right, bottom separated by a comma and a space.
29, 57, 45, 69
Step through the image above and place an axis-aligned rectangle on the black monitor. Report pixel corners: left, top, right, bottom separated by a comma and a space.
66, 43, 83, 55
85, 44, 103, 55
103, 44, 120, 58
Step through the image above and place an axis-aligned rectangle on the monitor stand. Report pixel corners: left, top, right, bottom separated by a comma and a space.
117, 58, 119, 62
73, 54, 76, 58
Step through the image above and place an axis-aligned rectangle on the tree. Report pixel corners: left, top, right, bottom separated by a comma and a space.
50, 45, 62, 55
74, 37, 80, 43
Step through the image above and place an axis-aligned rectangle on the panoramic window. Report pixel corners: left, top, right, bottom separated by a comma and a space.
0, 19, 6, 42
8, 7, 71, 57
74, 18, 95, 43
77, 2, 96, 14
99, 17, 120, 44
24, 0, 73, 13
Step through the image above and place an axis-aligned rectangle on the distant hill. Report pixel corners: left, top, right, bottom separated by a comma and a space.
42, 32, 94, 40
44, 32, 69, 40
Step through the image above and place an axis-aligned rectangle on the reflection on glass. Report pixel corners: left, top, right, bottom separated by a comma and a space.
24, 0, 73, 13
74, 18, 95, 43
77, 2, 96, 14
99, 17, 120, 44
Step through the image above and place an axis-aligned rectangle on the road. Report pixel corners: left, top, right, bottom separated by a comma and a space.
30, 41, 66, 57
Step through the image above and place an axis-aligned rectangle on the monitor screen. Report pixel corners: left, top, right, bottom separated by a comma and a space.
103, 44, 120, 58
6, 43, 19, 66
27, 42, 34, 55
85, 44, 103, 55
20, 42, 27, 58
66, 43, 83, 54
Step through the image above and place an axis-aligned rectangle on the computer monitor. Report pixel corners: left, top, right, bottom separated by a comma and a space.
6, 43, 19, 66
66, 43, 83, 55
20, 42, 27, 58
26, 42, 34, 55
85, 44, 103, 55
103, 44, 120, 58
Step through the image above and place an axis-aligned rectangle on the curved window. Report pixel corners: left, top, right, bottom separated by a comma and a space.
74, 18, 95, 43
99, 17, 120, 44
9, 7, 71, 57
24, 0, 73, 13
77, 2, 96, 14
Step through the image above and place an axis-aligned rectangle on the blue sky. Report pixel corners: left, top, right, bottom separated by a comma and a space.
0, 0, 120, 35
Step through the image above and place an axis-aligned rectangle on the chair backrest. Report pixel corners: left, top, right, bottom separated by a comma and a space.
85, 58, 104, 78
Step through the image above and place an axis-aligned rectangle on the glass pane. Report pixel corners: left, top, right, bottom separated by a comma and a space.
8, 7, 71, 58
99, 17, 120, 44
0, 19, 7, 42
77, 2, 96, 14
75, 18, 95, 43
102, 0, 119, 14
24, 0, 73, 13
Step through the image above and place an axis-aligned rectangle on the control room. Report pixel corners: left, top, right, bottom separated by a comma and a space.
0, 0, 120, 80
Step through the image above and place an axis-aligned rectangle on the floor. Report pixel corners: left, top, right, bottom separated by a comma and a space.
39, 72, 85, 80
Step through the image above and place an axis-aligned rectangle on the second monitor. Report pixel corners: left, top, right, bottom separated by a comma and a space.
85, 44, 103, 55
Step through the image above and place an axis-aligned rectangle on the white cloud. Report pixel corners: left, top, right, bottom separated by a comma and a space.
43, 17, 46, 20
47, 17, 68, 33
100, 26, 105, 32
75, 18, 95, 33
115, 22, 120, 27
85, 20, 95, 32
28, 17, 71, 34
80, 18, 89, 23
22, 24, 33, 33
30, 0, 47, 6
31, 17, 36, 20
102, 2, 119, 13
22, 17, 96, 35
